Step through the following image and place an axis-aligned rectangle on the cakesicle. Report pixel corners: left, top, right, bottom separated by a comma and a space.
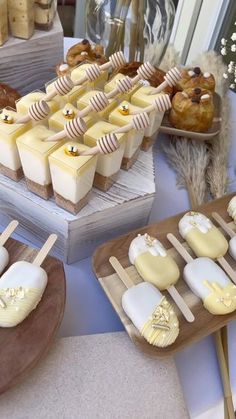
109, 256, 179, 347
0, 234, 57, 327
129, 233, 194, 322
168, 233, 236, 315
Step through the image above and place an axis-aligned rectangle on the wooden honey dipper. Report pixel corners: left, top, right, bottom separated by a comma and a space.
76, 91, 109, 119
43, 117, 87, 142
16, 100, 50, 124
44, 75, 74, 102
112, 112, 150, 134
148, 67, 181, 95
73, 51, 126, 87
105, 62, 156, 99
80, 133, 119, 156
130, 93, 172, 115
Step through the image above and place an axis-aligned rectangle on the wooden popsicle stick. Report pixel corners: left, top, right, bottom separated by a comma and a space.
212, 212, 235, 239
217, 256, 236, 284
33, 234, 57, 267
167, 285, 195, 323
0, 220, 19, 247
167, 233, 194, 264
109, 256, 134, 289
214, 331, 235, 419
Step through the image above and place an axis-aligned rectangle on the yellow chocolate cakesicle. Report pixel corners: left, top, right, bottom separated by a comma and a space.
179, 211, 228, 259
129, 233, 180, 290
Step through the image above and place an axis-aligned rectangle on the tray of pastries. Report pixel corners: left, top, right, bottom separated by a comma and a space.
93, 194, 236, 357
160, 66, 222, 140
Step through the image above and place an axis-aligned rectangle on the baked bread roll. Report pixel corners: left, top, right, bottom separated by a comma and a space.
177, 67, 215, 92
169, 87, 214, 132
0, 83, 21, 110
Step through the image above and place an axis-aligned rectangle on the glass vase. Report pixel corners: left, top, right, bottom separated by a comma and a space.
85, 0, 175, 65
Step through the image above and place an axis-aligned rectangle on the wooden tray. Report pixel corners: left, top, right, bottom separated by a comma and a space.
159, 93, 221, 141
0, 236, 66, 394
93, 193, 236, 357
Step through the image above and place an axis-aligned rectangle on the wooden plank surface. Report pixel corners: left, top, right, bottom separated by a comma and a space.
0, 235, 66, 394
93, 193, 236, 357
0, 148, 155, 263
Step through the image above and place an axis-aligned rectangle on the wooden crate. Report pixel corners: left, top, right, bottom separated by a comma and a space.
0, 14, 63, 95
0, 149, 155, 264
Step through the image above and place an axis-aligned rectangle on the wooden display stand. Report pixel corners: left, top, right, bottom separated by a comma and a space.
0, 14, 63, 95
0, 148, 155, 264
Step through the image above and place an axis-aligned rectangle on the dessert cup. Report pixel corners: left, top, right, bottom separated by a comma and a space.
109, 101, 144, 169
49, 142, 97, 214
17, 125, 64, 199
84, 121, 126, 191
77, 90, 118, 121
16, 90, 59, 117
104, 73, 140, 102
45, 78, 86, 107
0, 108, 31, 181
71, 63, 108, 90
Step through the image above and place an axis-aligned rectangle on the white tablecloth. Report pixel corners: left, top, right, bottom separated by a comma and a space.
8, 38, 236, 418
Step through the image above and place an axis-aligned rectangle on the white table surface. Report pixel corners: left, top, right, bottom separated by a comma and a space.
5, 38, 236, 419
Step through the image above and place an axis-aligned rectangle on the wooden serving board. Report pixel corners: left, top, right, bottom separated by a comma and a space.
159, 93, 221, 141
0, 235, 66, 394
93, 193, 236, 357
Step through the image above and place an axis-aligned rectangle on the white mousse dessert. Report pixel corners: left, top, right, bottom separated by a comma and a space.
0, 108, 31, 181
84, 121, 126, 191
17, 125, 64, 200
49, 142, 97, 214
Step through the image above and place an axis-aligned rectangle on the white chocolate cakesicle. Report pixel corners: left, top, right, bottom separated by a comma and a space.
184, 257, 236, 315
179, 211, 228, 259
0, 261, 47, 327
129, 234, 179, 290
122, 282, 179, 347
71, 63, 108, 90
0, 108, 31, 174
131, 87, 166, 136
228, 196, 236, 223
16, 92, 59, 116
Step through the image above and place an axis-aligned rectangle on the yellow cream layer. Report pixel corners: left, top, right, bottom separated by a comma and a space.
109, 101, 142, 126
203, 282, 236, 315
16, 92, 59, 115
84, 121, 126, 147
131, 86, 165, 108
134, 252, 179, 291
0, 287, 43, 327
49, 141, 97, 176
185, 226, 228, 259
17, 125, 63, 157
141, 297, 179, 347
0, 108, 31, 141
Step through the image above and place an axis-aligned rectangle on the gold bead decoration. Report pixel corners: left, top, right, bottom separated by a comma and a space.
0, 113, 13, 124
62, 107, 75, 119
118, 104, 129, 115
65, 145, 80, 157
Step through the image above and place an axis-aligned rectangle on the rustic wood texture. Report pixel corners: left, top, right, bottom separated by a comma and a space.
0, 148, 155, 263
160, 93, 221, 141
93, 193, 236, 357
0, 234, 66, 394
0, 14, 63, 95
